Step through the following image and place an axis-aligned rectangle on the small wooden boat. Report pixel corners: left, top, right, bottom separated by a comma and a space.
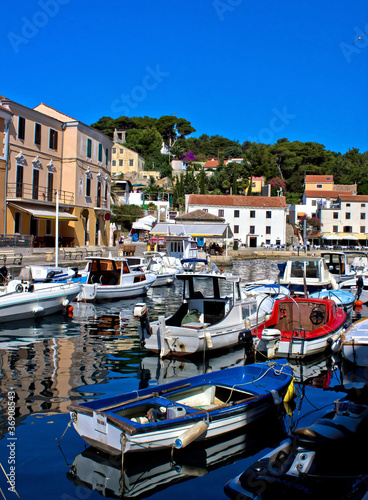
76, 256, 156, 302
309, 289, 355, 315
69, 360, 293, 455
254, 297, 347, 359
341, 317, 368, 366
225, 396, 368, 500
135, 271, 275, 357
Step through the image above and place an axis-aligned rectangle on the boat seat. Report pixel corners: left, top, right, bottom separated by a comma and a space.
293, 419, 355, 445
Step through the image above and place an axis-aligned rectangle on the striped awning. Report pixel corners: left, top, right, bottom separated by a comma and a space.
8, 203, 78, 221
150, 223, 233, 238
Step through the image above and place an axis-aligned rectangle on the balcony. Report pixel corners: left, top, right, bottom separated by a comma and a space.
94, 196, 108, 208
7, 183, 74, 205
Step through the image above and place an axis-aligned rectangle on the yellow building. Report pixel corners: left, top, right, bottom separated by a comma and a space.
1, 97, 112, 247
111, 142, 145, 176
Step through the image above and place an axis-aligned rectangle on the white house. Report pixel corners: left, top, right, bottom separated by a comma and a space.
186, 194, 287, 247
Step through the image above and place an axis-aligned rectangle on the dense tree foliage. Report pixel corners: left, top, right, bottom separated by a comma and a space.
92, 114, 368, 208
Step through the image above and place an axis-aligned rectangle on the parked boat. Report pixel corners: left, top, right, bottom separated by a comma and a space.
242, 283, 290, 298
67, 418, 285, 499
0, 277, 81, 323
135, 271, 275, 357
341, 317, 368, 366
225, 396, 368, 500
254, 297, 347, 359
339, 272, 368, 303
320, 250, 357, 283
27, 264, 88, 284
180, 258, 219, 273
76, 256, 156, 302
68, 359, 293, 455
309, 289, 355, 315
142, 251, 178, 287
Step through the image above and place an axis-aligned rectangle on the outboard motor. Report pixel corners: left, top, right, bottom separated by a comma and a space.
257, 328, 281, 359
0, 266, 8, 285
133, 303, 151, 347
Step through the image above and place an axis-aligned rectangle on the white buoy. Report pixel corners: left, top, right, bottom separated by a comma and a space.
62, 298, 70, 307
32, 306, 44, 315
174, 421, 208, 449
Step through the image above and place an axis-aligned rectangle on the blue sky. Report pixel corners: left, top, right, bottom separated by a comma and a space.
1, 0, 367, 154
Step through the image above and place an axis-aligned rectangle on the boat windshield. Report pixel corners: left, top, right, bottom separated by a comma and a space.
183, 276, 233, 300
290, 261, 319, 279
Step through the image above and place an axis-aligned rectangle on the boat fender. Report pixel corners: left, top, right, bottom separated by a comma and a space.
62, 299, 70, 307
244, 318, 251, 329
283, 379, 296, 403
32, 306, 44, 315
174, 420, 209, 449
204, 329, 213, 349
15, 284, 24, 293
131, 416, 149, 424
271, 389, 281, 406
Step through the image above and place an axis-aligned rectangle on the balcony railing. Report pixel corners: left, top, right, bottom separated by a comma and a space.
94, 197, 108, 208
7, 183, 74, 205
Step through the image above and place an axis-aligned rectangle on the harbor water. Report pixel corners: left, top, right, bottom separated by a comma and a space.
0, 259, 367, 499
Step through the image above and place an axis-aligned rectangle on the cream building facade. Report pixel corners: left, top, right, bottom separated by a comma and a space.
0, 97, 112, 247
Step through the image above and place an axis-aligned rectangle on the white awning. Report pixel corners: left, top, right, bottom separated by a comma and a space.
8, 203, 79, 221
150, 223, 233, 238
132, 222, 152, 231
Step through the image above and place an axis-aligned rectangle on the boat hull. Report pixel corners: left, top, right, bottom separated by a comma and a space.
342, 317, 368, 366
77, 282, 152, 302
69, 361, 293, 455
0, 282, 81, 322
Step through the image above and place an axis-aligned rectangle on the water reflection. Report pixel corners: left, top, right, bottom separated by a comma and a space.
66, 417, 286, 499
0, 260, 367, 499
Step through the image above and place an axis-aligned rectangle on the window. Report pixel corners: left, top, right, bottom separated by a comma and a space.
203, 209, 208, 213
266, 226, 271, 234
105, 148, 108, 166
45, 220, 52, 235
234, 210, 239, 218
234, 225, 239, 233
86, 176, 91, 197
87, 138, 92, 158
333, 225, 338, 233
312, 200, 317, 206
361, 213, 366, 220
361, 226, 366, 234
316, 184, 323, 188
112, 160, 116, 166
129, 159, 134, 167
361, 204, 366, 208
120, 148, 124, 153
34, 123, 41, 145
266, 211, 271, 219
119, 160, 123, 166
112, 148, 116, 154
98, 143, 103, 162
32, 169, 39, 200
345, 213, 351, 219
47, 171, 53, 202
266, 239, 271, 244
218, 209, 224, 217
250, 210, 255, 218
49, 128, 58, 150
97, 181, 102, 207
16, 164, 23, 197
333, 212, 339, 219
346, 203, 351, 207
343, 226, 352, 233
18, 117, 25, 140
250, 225, 255, 234
104, 181, 108, 203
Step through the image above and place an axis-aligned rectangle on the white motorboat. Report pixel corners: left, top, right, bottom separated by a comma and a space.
26, 265, 88, 283
339, 272, 368, 303
76, 256, 156, 302
135, 271, 276, 357
321, 250, 358, 283
0, 278, 81, 323
142, 251, 178, 287
243, 257, 338, 296
341, 317, 368, 366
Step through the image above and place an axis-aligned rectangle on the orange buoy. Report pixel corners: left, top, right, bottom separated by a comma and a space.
355, 300, 363, 307
67, 305, 74, 312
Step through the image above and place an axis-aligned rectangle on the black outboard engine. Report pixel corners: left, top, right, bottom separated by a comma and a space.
0, 266, 8, 285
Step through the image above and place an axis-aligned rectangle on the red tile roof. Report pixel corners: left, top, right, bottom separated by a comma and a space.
339, 194, 368, 202
304, 190, 353, 198
305, 175, 334, 183
203, 160, 219, 169
188, 194, 286, 208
